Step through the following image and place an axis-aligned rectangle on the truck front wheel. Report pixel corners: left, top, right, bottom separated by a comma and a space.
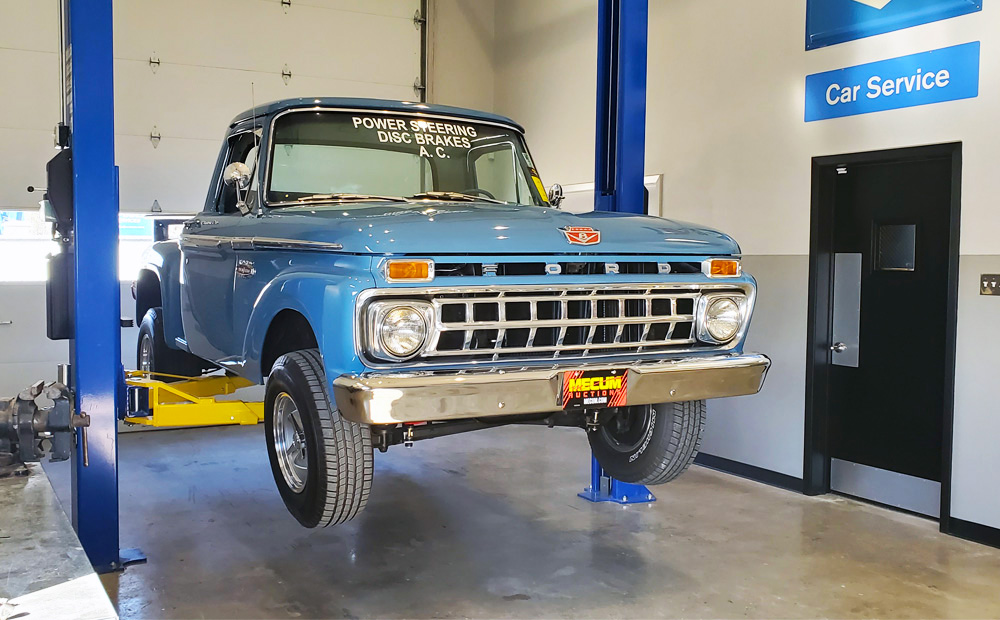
264, 349, 373, 528
587, 401, 705, 485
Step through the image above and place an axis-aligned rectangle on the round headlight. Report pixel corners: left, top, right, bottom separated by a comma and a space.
705, 298, 741, 342
379, 306, 427, 358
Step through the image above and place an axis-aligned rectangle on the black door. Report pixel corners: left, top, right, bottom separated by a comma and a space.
822, 149, 958, 517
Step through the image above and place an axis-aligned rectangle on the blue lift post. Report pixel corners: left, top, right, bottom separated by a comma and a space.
64, 0, 140, 572
580, 0, 655, 506
594, 0, 648, 215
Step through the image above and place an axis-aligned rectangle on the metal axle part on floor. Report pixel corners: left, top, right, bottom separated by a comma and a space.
124, 372, 264, 428
579, 455, 656, 505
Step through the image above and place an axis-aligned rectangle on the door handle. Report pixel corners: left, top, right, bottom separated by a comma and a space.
831, 342, 847, 353
0, 320, 12, 326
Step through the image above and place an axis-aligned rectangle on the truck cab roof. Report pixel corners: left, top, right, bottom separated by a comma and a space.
231, 97, 524, 132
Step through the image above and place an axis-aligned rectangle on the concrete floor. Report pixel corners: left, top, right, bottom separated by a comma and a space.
44, 424, 1000, 619
0, 463, 117, 619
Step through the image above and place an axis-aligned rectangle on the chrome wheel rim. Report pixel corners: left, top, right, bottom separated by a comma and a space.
273, 392, 308, 493
139, 335, 153, 372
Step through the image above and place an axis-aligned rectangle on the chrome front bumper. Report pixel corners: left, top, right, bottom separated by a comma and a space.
332, 353, 770, 425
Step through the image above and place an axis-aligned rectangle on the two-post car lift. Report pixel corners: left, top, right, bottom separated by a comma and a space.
58, 0, 653, 572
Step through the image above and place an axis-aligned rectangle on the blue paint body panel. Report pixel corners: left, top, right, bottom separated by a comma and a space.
234, 203, 740, 256
806, 0, 982, 50
805, 42, 980, 122
236, 253, 374, 381
139, 241, 185, 344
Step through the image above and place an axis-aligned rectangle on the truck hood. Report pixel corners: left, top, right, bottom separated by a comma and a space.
258, 201, 740, 256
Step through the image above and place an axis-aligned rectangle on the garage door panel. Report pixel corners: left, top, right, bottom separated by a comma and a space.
293, 0, 419, 20
0, 285, 69, 364
0, 49, 61, 133
115, 60, 417, 141
0, 0, 58, 54
114, 0, 268, 66
114, 60, 248, 141
273, 8, 420, 85
0, 361, 69, 399
262, 74, 416, 106
116, 135, 218, 213
114, 0, 419, 86
0, 128, 59, 209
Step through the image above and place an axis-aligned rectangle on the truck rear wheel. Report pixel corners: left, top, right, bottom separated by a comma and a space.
587, 401, 705, 485
264, 349, 373, 528
136, 307, 209, 380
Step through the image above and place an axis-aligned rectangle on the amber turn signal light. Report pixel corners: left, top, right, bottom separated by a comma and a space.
385, 259, 434, 282
703, 259, 741, 278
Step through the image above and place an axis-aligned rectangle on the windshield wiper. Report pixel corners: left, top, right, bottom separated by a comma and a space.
406, 191, 505, 204
286, 193, 408, 204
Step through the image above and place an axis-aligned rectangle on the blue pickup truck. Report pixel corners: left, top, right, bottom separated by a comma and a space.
134, 98, 769, 528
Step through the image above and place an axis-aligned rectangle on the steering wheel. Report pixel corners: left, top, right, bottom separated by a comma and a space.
459, 188, 497, 200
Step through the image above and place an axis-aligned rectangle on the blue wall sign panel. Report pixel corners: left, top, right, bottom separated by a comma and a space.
806, 0, 981, 50
805, 42, 980, 122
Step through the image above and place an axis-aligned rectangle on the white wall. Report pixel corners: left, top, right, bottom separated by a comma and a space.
494, 1, 596, 189
426, 0, 495, 111
488, 0, 1000, 531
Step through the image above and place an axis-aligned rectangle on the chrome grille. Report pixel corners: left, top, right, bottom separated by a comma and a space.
361, 284, 750, 365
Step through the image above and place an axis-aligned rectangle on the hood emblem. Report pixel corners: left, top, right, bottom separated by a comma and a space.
560, 226, 601, 246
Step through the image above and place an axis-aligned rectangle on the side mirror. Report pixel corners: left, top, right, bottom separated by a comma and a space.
547, 183, 565, 208
223, 162, 252, 190
223, 162, 252, 214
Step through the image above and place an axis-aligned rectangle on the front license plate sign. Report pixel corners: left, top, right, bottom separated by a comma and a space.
561, 369, 628, 409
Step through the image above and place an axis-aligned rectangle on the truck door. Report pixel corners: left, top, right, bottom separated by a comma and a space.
180, 130, 258, 364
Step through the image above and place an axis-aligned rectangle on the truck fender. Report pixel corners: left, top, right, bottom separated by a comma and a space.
242, 272, 373, 384
134, 241, 185, 350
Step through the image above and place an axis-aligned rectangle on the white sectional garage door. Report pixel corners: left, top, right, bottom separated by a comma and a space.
0, 0, 421, 396
0, 0, 422, 213
114, 0, 422, 213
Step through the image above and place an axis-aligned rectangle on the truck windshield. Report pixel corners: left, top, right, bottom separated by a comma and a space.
265, 111, 548, 208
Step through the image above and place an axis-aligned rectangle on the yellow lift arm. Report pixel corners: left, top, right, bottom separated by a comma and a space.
124, 371, 263, 428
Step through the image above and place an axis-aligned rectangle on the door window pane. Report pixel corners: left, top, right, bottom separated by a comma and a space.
877, 224, 916, 271
471, 144, 532, 204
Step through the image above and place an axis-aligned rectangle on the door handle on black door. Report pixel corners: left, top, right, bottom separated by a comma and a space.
831, 342, 847, 353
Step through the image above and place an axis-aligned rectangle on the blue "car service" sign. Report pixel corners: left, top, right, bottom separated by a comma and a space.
806, 0, 982, 50
804, 41, 980, 122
